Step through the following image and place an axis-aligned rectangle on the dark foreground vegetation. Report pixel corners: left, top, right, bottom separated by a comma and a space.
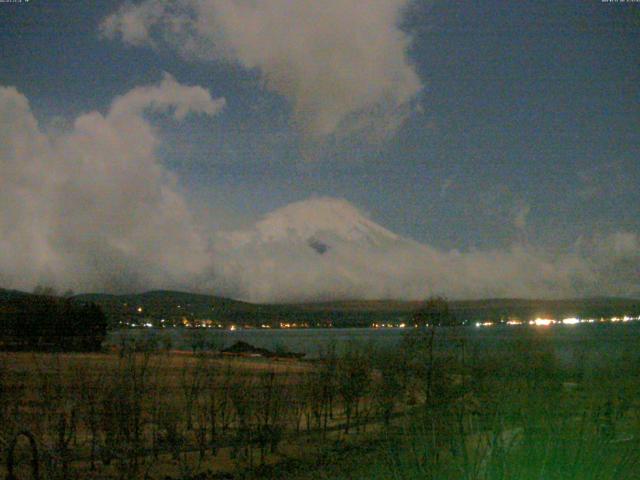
0, 291, 107, 352
0, 321, 639, 479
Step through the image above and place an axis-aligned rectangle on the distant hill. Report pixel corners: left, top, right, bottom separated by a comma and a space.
73, 290, 263, 327
447, 297, 640, 322
74, 290, 640, 327
4, 288, 640, 328
0, 288, 30, 302
280, 297, 640, 325
75, 290, 255, 311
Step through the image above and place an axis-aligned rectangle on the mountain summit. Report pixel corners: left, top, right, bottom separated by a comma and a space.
224, 197, 398, 251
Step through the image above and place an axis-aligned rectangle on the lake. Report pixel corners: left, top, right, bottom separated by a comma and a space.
109, 322, 640, 367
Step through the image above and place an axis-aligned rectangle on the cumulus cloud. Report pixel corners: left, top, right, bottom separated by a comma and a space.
101, 0, 422, 138
0, 74, 224, 293
0, 81, 637, 301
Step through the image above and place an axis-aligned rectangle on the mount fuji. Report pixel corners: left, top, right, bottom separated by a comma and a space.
223, 197, 400, 251
207, 197, 610, 303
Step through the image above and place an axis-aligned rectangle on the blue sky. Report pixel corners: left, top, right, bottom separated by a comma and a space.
0, 0, 638, 299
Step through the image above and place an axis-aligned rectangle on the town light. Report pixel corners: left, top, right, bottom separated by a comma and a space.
562, 317, 580, 325
532, 318, 554, 326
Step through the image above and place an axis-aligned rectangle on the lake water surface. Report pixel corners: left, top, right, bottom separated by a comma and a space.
109, 323, 640, 367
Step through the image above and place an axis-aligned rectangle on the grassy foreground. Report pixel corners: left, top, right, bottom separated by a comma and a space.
1, 327, 639, 479
283, 329, 640, 480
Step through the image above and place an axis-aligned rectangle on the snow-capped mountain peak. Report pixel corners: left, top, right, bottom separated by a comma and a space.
226, 197, 399, 249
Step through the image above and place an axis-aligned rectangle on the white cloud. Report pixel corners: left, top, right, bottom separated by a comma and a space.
204, 197, 640, 302
0, 75, 224, 293
110, 72, 225, 120
101, 0, 422, 138
1, 81, 637, 300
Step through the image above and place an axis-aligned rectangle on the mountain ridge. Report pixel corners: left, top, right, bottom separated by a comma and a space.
3, 288, 639, 327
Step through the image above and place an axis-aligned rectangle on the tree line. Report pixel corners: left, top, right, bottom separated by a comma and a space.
0, 293, 107, 351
